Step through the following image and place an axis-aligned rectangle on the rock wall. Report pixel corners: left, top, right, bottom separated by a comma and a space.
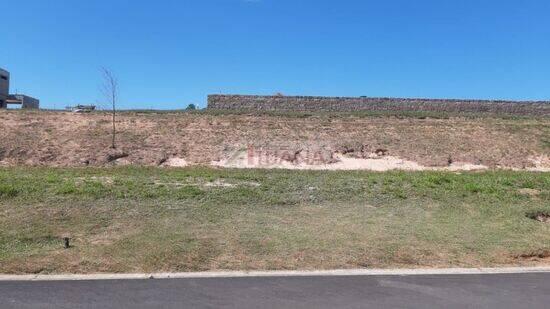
208, 95, 550, 116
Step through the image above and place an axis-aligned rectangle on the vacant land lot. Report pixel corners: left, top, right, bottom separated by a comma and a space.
0, 167, 548, 274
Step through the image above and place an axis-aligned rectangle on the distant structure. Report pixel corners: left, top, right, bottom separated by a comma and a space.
208, 94, 550, 116
0, 68, 9, 108
66, 105, 96, 113
0, 68, 40, 109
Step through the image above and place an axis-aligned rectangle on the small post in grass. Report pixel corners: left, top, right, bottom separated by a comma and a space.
63, 237, 71, 249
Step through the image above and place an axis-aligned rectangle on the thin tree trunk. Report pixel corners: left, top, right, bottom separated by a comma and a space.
112, 103, 116, 149
101, 67, 118, 149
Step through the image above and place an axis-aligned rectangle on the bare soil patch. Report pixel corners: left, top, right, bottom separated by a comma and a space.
527, 212, 550, 223
161, 157, 188, 167
518, 188, 541, 197
516, 250, 550, 262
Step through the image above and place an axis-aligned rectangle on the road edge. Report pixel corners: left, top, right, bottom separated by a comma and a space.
1, 267, 550, 281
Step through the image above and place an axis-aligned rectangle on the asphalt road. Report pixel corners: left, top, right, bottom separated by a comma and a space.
1, 273, 549, 308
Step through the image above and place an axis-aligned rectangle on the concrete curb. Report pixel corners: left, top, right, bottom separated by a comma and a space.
1, 267, 550, 282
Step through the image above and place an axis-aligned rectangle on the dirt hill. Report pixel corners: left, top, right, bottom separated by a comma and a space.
0, 110, 548, 171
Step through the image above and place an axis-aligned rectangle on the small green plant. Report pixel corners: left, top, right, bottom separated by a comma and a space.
0, 184, 19, 198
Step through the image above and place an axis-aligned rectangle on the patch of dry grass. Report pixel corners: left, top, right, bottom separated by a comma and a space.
0, 109, 548, 169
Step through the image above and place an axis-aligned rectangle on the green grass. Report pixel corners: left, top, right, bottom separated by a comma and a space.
0, 167, 549, 274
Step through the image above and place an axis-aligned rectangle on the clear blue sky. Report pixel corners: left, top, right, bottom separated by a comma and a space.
2, 0, 549, 109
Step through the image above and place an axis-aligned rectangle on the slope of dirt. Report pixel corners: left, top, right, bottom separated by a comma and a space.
0, 110, 548, 170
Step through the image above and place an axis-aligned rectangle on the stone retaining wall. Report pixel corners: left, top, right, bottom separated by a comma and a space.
207, 95, 550, 116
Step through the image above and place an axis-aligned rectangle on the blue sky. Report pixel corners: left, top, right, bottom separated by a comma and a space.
1, 0, 549, 109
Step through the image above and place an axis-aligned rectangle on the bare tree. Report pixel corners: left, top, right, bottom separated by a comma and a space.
101, 67, 118, 149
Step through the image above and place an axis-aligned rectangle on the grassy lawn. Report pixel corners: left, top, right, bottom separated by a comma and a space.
0, 167, 549, 274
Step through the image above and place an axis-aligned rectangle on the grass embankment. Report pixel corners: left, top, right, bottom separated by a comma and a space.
26, 107, 550, 120
0, 167, 549, 274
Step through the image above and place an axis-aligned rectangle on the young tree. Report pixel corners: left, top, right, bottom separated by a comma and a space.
101, 67, 118, 149
186, 103, 197, 110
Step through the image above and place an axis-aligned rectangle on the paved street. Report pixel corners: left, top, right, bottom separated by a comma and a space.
1, 272, 549, 308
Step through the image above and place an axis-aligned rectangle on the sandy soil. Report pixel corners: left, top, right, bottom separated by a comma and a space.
211, 151, 491, 171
